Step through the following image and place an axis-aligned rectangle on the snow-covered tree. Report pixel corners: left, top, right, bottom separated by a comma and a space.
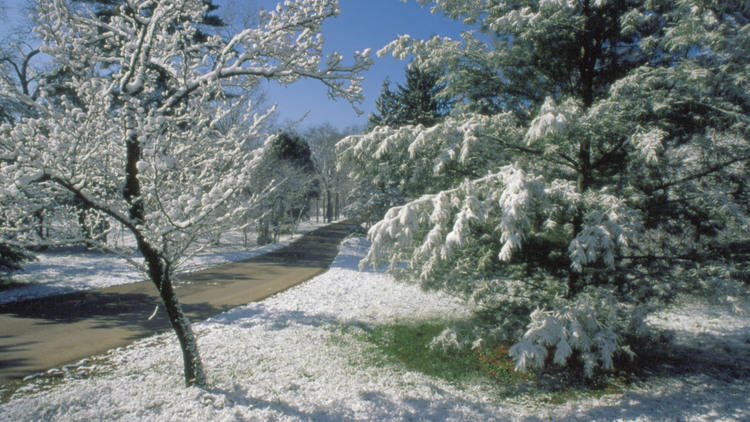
0, 11, 60, 269
1, 0, 370, 387
251, 132, 318, 243
0, 242, 34, 276
0, 47, 39, 123
339, 0, 749, 378
304, 123, 359, 222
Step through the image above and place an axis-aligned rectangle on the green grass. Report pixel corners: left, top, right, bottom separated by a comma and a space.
330, 318, 631, 404
544, 381, 624, 404
343, 319, 529, 388
363, 321, 478, 381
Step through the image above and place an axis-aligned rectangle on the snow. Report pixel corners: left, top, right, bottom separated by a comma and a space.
0, 221, 327, 305
1, 235, 749, 420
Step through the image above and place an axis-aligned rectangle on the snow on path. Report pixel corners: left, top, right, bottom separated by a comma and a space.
0, 222, 328, 304
1, 237, 749, 420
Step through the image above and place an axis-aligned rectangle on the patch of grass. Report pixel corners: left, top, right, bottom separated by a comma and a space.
363, 321, 479, 381
474, 345, 531, 385
351, 319, 528, 388
540, 377, 625, 405
330, 319, 631, 404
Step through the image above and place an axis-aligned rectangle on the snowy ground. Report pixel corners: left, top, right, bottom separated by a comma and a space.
0, 221, 328, 304
1, 236, 749, 420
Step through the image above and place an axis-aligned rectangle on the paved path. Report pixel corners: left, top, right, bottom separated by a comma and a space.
0, 221, 355, 383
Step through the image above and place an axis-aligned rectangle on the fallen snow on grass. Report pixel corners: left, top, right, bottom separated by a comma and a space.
0, 221, 327, 304
1, 237, 749, 421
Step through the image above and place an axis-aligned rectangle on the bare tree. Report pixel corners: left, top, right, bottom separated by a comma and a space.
305, 123, 359, 222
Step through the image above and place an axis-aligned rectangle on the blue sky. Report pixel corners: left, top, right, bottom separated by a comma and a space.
0, 0, 468, 130
254, 0, 468, 130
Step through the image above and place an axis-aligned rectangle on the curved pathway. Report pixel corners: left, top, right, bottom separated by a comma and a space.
0, 221, 355, 383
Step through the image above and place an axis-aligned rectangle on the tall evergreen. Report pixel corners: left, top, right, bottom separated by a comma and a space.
368, 78, 401, 128
368, 64, 449, 128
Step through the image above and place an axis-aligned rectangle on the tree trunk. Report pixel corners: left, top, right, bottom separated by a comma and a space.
568, 1, 597, 298
141, 241, 206, 387
326, 189, 333, 223
123, 106, 205, 387
335, 191, 340, 221
34, 209, 46, 240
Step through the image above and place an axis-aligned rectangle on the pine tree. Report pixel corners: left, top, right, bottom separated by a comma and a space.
341, 0, 750, 378
72, 0, 225, 40
368, 64, 449, 128
368, 78, 402, 128
250, 132, 319, 244
398, 65, 450, 127
267, 132, 316, 173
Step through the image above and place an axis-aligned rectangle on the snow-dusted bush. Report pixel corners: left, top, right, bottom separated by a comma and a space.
509, 290, 649, 378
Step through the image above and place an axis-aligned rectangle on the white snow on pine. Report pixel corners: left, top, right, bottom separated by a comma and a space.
1, 236, 749, 420
0, 222, 328, 305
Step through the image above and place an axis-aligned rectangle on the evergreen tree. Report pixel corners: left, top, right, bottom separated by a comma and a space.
368, 78, 401, 128
399, 65, 450, 127
0, 243, 34, 276
368, 64, 449, 128
72, 0, 225, 42
251, 132, 320, 243
267, 132, 315, 173
341, 0, 750, 378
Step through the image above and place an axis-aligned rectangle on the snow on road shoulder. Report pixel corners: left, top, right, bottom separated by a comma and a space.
1, 237, 749, 421
0, 221, 328, 304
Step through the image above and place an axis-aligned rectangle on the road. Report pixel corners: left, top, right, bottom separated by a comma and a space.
0, 221, 355, 383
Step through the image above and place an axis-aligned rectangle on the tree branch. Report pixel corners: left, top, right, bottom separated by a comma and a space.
487, 134, 580, 170
644, 155, 750, 194
39, 172, 137, 235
